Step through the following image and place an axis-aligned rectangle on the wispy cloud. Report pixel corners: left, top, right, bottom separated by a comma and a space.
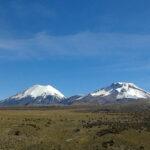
0, 31, 150, 59
94, 62, 150, 72
0, 1, 56, 18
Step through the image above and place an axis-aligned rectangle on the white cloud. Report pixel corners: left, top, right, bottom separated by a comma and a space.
0, 31, 150, 59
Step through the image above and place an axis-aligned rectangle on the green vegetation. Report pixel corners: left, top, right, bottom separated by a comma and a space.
0, 106, 150, 150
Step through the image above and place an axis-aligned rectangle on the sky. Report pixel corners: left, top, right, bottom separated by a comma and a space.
0, 0, 150, 99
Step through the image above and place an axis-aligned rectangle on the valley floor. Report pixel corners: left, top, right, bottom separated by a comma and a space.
0, 106, 150, 150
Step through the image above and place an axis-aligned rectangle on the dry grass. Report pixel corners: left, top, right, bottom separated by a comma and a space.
0, 107, 150, 150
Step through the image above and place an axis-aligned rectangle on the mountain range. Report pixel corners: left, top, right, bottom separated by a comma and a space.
0, 82, 150, 106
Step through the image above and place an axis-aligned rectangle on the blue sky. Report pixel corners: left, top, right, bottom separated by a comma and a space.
0, 0, 150, 99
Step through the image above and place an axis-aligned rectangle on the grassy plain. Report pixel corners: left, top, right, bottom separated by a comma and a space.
0, 105, 150, 150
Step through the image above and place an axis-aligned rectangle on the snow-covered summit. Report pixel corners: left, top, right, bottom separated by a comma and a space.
11, 84, 66, 100
91, 82, 150, 99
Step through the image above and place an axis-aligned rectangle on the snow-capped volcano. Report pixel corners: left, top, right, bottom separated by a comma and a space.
91, 82, 150, 99
0, 84, 66, 106
65, 82, 150, 104
12, 85, 66, 100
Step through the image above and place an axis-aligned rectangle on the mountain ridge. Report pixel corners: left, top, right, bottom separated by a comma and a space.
63, 82, 150, 105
